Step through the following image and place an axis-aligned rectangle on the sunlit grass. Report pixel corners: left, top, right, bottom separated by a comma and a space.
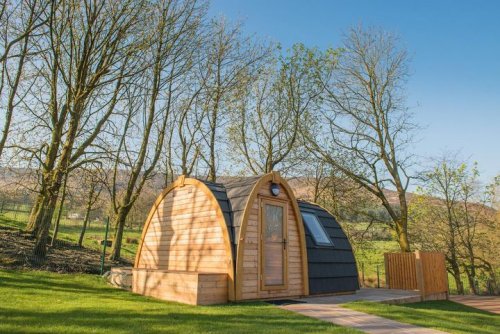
344, 300, 499, 334
0, 269, 360, 334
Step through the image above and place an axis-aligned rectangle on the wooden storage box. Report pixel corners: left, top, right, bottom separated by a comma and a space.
132, 269, 227, 305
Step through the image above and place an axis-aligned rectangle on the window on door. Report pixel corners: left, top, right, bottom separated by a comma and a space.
261, 200, 287, 289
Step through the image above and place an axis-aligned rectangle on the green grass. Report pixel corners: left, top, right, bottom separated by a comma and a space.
342, 221, 400, 287
342, 222, 487, 294
0, 269, 360, 334
344, 301, 500, 334
0, 212, 141, 260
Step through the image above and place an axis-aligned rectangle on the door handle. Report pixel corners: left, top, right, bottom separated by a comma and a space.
283, 238, 287, 250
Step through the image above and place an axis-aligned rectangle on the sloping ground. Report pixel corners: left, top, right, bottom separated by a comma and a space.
0, 226, 130, 274
0, 270, 359, 334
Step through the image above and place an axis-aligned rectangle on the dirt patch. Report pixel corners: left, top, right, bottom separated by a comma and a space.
0, 226, 131, 274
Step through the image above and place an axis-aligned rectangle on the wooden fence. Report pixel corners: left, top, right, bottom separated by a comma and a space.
384, 251, 448, 300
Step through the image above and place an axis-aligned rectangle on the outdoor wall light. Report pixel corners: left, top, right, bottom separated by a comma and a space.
270, 183, 280, 196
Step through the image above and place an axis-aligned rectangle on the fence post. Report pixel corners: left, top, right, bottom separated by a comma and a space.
376, 264, 380, 288
361, 263, 365, 287
384, 253, 389, 288
415, 250, 425, 299
100, 217, 110, 275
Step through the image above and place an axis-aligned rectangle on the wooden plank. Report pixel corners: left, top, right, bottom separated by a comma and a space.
384, 251, 447, 296
132, 269, 228, 305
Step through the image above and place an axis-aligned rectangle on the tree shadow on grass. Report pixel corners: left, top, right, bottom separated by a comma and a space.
0, 270, 358, 334
1, 302, 358, 334
2, 308, 336, 333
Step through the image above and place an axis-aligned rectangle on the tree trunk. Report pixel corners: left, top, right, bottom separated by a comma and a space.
26, 192, 44, 235
465, 266, 479, 295
78, 186, 95, 247
78, 211, 90, 248
108, 206, 131, 260
31, 192, 59, 259
51, 172, 69, 246
208, 133, 216, 182
452, 273, 465, 295
452, 271, 465, 294
26, 104, 68, 235
207, 88, 220, 182
448, 256, 464, 294
397, 232, 410, 252
30, 107, 81, 257
396, 218, 411, 252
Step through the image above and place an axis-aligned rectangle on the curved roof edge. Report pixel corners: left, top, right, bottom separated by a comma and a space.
134, 176, 236, 300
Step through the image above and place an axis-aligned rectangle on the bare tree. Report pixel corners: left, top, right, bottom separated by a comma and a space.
306, 27, 416, 252
0, 0, 48, 159
107, 0, 205, 260
410, 157, 499, 294
229, 45, 320, 175
162, 66, 206, 184
78, 166, 103, 247
50, 169, 68, 246
198, 18, 270, 181
17, 0, 145, 257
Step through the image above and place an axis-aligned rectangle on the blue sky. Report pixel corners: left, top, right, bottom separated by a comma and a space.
209, 0, 500, 183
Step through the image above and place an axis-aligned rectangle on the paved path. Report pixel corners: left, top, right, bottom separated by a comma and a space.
296, 288, 421, 305
450, 295, 500, 314
280, 288, 445, 334
282, 303, 446, 334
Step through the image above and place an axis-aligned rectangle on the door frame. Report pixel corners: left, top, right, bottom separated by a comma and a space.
259, 196, 288, 291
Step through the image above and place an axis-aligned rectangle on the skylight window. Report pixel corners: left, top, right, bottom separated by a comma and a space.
301, 212, 333, 246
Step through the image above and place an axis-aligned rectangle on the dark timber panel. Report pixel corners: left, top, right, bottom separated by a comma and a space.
298, 200, 359, 294
199, 180, 236, 260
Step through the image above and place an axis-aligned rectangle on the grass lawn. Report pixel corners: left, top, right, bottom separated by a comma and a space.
0, 269, 360, 334
344, 300, 500, 334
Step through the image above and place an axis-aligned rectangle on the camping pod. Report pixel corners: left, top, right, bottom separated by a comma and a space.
133, 172, 359, 305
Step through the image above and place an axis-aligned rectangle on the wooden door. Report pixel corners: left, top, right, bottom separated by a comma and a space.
260, 199, 287, 290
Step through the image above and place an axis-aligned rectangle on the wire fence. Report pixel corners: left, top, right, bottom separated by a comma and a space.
0, 199, 138, 273
1, 198, 498, 294
357, 260, 498, 296
358, 262, 385, 289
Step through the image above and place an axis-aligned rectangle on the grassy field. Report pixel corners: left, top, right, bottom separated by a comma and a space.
352, 240, 400, 287
341, 222, 400, 287
341, 222, 485, 294
0, 209, 490, 293
344, 301, 500, 334
0, 269, 360, 334
0, 211, 142, 260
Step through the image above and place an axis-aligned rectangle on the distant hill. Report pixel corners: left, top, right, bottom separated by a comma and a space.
0, 167, 496, 216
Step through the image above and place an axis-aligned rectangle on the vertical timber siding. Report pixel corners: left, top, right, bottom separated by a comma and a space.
239, 180, 306, 300
133, 270, 227, 305
136, 183, 229, 273
385, 251, 448, 300
417, 251, 448, 297
384, 252, 418, 290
